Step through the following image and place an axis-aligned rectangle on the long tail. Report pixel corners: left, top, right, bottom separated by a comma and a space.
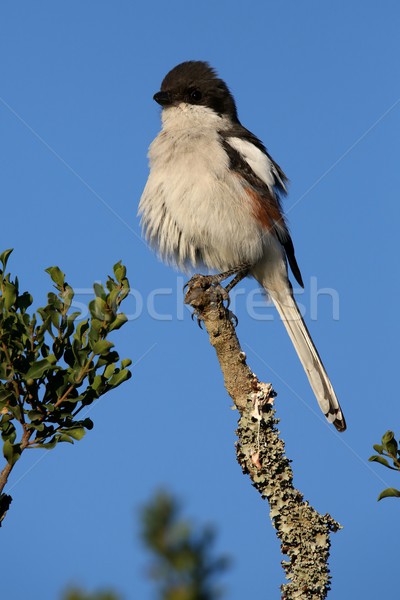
268, 286, 346, 431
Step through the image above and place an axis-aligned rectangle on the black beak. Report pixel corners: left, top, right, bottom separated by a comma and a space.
153, 91, 172, 106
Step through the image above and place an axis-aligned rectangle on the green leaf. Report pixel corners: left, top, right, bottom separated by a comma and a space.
382, 430, 395, 445
3, 440, 21, 466
72, 339, 86, 367
106, 288, 121, 314
95, 353, 118, 369
373, 444, 384, 454
36, 437, 58, 449
89, 297, 107, 320
27, 410, 45, 421
369, 455, 392, 469
92, 340, 114, 355
386, 441, 398, 460
0, 389, 15, 404
108, 313, 128, 331
66, 364, 85, 386
105, 277, 116, 293
113, 261, 126, 283
54, 337, 67, 360
377, 488, 400, 501
91, 374, 104, 392
16, 291, 33, 312
104, 363, 116, 379
82, 418, 93, 430
45, 266, 65, 287
24, 357, 56, 380
0, 414, 13, 425
50, 308, 61, 329
61, 284, 74, 312
61, 427, 86, 441
74, 320, 89, 344
382, 431, 398, 458
0, 249, 13, 270
93, 283, 107, 300
3, 281, 17, 310
88, 319, 102, 345
1, 419, 16, 443
108, 369, 131, 389
28, 422, 45, 432
121, 358, 132, 368
6, 404, 22, 422
47, 292, 63, 312
55, 433, 74, 444
67, 311, 81, 323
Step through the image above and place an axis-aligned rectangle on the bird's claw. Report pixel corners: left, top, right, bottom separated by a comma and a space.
184, 274, 231, 307
191, 309, 205, 329
185, 273, 237, 326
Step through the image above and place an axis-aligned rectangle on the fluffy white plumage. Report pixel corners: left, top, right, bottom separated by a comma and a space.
139, 104, 282, 273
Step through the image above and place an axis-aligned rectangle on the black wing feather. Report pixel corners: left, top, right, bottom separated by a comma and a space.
220, 126, 304, 288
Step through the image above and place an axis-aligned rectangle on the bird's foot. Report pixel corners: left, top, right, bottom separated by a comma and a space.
184, 269, 250, 327
184, 274, 231, 306
184, 273, 239, 327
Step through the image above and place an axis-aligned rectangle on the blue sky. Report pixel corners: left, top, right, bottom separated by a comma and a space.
1, 1, 400, 598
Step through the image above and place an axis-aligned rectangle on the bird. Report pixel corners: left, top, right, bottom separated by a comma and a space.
138, 60, 346, 432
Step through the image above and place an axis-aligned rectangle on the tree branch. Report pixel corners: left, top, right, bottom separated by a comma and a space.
184, 282, 341, 599
0, 463, 13, 497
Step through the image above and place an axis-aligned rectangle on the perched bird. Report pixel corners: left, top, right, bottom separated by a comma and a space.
139, 61, 346, 431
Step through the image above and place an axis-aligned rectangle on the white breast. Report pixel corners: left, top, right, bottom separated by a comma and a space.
138, 104, 271, 272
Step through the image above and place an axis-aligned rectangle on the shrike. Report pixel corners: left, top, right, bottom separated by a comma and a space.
139, 61, 346, 431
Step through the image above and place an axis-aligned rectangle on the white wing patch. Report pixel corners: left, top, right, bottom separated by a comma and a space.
227, 137, 287, 192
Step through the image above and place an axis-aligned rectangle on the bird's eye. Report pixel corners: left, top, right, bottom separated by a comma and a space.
189, 89, 202, 102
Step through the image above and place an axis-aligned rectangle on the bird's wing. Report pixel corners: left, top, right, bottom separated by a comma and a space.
220, 130, 303, 287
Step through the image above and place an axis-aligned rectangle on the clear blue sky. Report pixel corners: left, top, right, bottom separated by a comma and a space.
1, 2, 400, 598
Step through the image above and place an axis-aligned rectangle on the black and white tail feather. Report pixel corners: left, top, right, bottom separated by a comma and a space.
266, 285, 346, 431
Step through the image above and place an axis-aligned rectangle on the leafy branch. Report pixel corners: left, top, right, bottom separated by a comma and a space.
369, 430, 400, 500
0, 249, 132, 522
141, 491, 230, 600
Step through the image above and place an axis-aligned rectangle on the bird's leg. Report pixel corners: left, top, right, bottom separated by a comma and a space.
224, 267, 250, 293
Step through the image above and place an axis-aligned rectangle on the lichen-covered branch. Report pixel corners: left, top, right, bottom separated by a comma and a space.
184, 282, 341, 599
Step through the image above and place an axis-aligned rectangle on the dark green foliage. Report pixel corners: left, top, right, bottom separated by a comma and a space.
0, 492, 12, 525
0, 249, 132, 517
141, 492, 230, 600
369, 430, 400, 500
